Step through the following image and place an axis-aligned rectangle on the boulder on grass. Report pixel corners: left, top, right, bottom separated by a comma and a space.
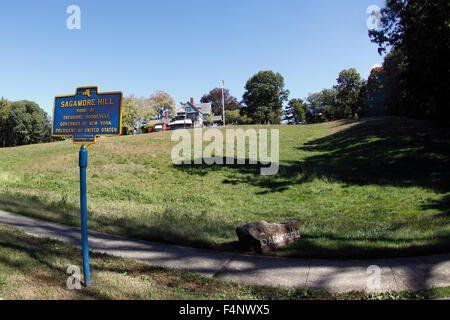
235, 219, 301, 254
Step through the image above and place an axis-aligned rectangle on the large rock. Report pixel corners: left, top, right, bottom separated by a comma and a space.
236, 220, 301, 254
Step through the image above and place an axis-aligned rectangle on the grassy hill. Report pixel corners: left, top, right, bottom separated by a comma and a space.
0, 116, 449, 259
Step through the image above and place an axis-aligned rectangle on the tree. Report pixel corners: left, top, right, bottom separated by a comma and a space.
363, 67, 387, 116
369, 0, 450, 124
284, 98, 307, 124
318, 89, 338, 121
225, 109, 241, 125
121, 95, 154, 135
207, 113, 213, 126
357, 79, 370, 116
200, 88, 240, 116
306, 92, 326, 123
334, 68, 363, 118
149, 90, 175, 120
381, 49, 409, 116
242, 71, 289, 124
0, 98, 11, 147
224, 109, 253, 125
360, 50, 409, 117
0, 99, 51, 147
303, 89, 338, 123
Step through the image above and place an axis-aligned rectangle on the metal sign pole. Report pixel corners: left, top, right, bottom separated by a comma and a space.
79, 144, 90, 287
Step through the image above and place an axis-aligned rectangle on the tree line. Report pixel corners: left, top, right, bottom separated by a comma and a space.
0, 98, 53, 148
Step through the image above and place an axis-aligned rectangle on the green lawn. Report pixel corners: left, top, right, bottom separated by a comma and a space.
0, 223, 448, 300
0, 116, 449, 259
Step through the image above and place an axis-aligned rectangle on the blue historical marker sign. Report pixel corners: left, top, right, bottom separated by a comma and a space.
52, 86, 123, 146
51, 86, 122, 287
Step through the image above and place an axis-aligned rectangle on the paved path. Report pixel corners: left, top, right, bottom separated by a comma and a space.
0, 209, 449, 293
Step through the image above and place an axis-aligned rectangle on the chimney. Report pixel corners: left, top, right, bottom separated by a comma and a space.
190, 97, 194, 104
164, 111, 168, 120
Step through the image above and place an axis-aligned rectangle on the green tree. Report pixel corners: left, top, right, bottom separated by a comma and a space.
224, 109, 253, 125
306, 92, 326, 123
357, 79, 370, 116
304, 89, 338, 123
381, 49, 409, 116
200, 88, 240, 116
284, 98, 307, 124
360, 51, 409, 117
242, 71, 289, 124
334, 68, 363, 118
207, 113, 214, 126
318, 89, 338, 121
149, 90, 175, 120
225, 109, 241, 125
122, 95, 154, 135
0, 98, 11, 147
363, 67, 387, 116
0, 100, 51, 147
369, 0, 450, 124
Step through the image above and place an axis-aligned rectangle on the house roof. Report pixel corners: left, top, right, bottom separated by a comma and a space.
176, 102, 212, 115
194, 103, 212, 114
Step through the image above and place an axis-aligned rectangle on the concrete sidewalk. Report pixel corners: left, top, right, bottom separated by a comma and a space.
0, 209, 449, 293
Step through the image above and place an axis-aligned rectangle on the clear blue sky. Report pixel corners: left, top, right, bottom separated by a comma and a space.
0, 0, 385, 115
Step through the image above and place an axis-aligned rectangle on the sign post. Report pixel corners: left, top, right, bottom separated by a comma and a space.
79, 144, 90, 286
52, 86, 123, 287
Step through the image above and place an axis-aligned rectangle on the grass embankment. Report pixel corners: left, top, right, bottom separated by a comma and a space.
0, 116, 449, 259
0, 223, 448, 300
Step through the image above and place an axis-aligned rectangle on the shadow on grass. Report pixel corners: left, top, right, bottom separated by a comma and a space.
174, 158, 303, 194
296, 117, 450, 194
1, 191, 448, 260
1, 225, 234, 299
0, 194, 237, 252
279, 234, 450, 259
0, 229, 115, 299
174, 116, 450, 199
421, 194, 450, 215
